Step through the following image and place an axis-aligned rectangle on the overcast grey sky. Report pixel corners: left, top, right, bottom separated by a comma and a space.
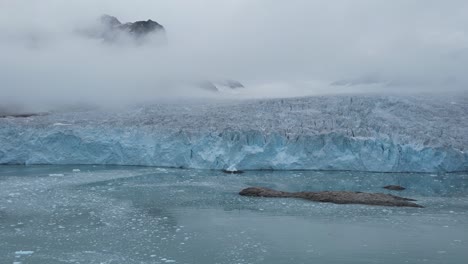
1, 0, 467, 109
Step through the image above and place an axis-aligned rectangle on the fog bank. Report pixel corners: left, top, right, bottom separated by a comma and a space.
1, 0, 467, 111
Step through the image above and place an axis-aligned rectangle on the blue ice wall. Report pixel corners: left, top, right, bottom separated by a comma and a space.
1, 95, 467, 172
0, 127, 466, 172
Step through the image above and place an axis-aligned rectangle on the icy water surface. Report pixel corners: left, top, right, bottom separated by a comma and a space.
0, 166, 467, 264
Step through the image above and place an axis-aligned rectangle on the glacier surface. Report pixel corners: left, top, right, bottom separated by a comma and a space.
0, 94, 467, 172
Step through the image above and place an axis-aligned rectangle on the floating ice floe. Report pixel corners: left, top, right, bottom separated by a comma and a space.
15, 251, 34, 255
53, 123, 72, 126
48, 174, 64, 177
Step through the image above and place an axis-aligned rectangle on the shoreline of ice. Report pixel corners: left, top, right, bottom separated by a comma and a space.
1, 94, 467, 173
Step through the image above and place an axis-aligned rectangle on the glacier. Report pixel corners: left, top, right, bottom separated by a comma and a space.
0, 94, 467, 172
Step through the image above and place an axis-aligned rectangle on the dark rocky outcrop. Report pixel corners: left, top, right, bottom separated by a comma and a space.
222, 169, 245, 174
0, 105, 47, 118
239, 187, 423, 208
0, 113, 40, 118
197, 81, 219, 92
383, 185, 406, 191
87, 15, 166, 43
221, 80, 245, 89
0, 110, 47, 118
197, 80, 245, 93
120, 20, 164, 36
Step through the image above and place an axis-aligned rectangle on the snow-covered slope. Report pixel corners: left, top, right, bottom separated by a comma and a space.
1, 94, 467, 172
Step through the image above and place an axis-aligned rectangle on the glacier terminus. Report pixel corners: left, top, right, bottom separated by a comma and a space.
1, 94, 467, 173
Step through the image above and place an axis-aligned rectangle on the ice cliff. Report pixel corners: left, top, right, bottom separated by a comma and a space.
0, 95, 467, 172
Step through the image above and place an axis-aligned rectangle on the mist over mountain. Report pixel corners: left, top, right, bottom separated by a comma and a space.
81, 14, 166, 44
1, 0, 468, 112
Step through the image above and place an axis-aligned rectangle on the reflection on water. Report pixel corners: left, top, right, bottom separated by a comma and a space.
0, 165, 467, 264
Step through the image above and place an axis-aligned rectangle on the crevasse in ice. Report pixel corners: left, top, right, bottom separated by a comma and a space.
1, 95, 467, 172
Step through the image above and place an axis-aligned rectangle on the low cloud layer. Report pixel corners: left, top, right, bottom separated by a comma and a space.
1, 0, 467, 111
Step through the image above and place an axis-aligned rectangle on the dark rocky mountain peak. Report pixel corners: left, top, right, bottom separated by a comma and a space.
85, 15, 166, 44
121, 19, 164, 36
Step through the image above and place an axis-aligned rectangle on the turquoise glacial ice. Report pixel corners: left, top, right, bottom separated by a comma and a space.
1, 95, 467, 172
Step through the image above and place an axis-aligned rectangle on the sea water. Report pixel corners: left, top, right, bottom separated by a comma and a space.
0, 165, 467, 263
